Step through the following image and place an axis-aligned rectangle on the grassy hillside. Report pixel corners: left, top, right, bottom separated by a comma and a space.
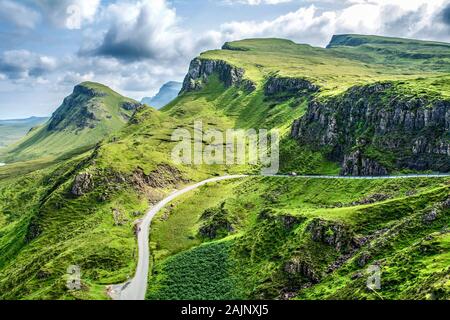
204, 37, 450, 96
0, 82, 141, 163
0, 35, 448, 300
148, 177, 449, 300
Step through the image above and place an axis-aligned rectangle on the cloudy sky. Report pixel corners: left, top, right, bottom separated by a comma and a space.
0, 0, 449, 119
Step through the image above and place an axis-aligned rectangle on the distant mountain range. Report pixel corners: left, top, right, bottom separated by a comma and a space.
0, 117, 49, 149
141, 81, 182, 109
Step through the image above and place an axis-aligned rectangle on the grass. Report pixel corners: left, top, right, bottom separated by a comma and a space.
147, 176, 449, 300
202, 37, 450, 97
148, 240, 245, 300
0, 159, 148, 299
0, 82, 138, 163
0, 34, 448, 300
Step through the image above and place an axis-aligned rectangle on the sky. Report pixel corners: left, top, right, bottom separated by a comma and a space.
0, 0, 449, 119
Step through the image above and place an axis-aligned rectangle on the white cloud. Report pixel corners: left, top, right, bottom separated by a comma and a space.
85, 0, 192, 61
225, 0, 292, 5
0, 0, 41, 29
36, 0, 101, 29
0, 50, 57, 81
73, 0, 450, 98
210, 0, 450, 47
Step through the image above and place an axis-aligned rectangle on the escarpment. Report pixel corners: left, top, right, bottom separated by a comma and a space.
291, 82, 450, 175
265, 76, 319, 97
181, 58, 256, 93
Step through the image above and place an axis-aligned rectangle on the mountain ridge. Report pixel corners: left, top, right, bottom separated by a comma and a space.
141, 81, 182, 109
0, 81, 142, 162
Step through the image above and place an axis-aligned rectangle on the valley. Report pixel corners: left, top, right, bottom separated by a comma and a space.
0, 117, 48, 149
0, 34, 448, 300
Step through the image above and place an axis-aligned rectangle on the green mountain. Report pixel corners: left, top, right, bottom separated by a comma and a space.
0, 82, 142, 163
0, 117, 49, 149
0, 35, 448, 300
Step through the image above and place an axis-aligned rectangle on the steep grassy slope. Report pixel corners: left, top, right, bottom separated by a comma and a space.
147, 177, 449, 300
0, 82, 141, 163
0, 35, 448, 300
0, 117, 48, 148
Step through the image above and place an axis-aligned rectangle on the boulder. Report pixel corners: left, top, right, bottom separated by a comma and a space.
71, 173, 93, 196
307, 219, 354, 252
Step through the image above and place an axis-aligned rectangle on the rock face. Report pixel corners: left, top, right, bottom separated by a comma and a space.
307, 219, 355, 253
284, 257, 321, 283
265, 76, 319, 96
198, 203, 234, 240
121, 101, 142, 111
291, 82, 450, 175
341, 150, 388, 176
48, 95, 99, 131
181, 58, 255, 93
72, 84, 106, 98
131, 164, 187, 190
71, 173, 93, 196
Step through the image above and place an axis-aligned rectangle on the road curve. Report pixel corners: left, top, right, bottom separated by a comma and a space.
113, 173, 449, 300
115, 175, 248, 300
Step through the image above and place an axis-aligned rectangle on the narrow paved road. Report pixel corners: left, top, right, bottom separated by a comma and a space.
112, 173, 449, 300
114, 175, 248, 300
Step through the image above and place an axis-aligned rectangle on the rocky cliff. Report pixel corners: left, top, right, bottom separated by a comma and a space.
265, 76, 319, 97
181, 58, 255, 93
291, 82, 450, 175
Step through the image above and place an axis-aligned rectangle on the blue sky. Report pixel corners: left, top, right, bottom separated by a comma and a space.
0, 0, 449, 119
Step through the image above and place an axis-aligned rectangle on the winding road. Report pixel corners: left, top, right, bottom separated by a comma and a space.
111, 173, 450, 300
112, 175, 248, 300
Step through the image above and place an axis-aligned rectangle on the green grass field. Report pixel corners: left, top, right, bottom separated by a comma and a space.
148, 176, 449, 300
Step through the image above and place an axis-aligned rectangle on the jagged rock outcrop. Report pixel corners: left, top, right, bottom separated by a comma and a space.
47, 84, 107, 132
198, 203, 234, 240
131, 164, 188, 190
341, 150, 388, 176
265, 76, 319, 96
291, 82, 450, 175
181, 58, 255, 93
48, 97, 99, 131
71, 173, 94, 196
72, 84, 106, 98
351, 193, 391, 206
284, 257, 321, 283
121, 101, 142, 111
307, 219, 355, 253
46, 83, 139, 133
